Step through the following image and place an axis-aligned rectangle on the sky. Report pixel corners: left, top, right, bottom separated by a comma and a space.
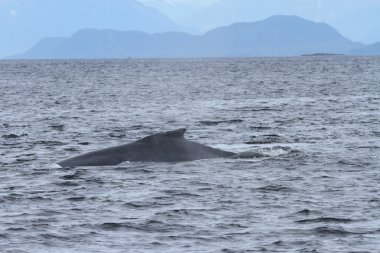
1, 0, 380, 58
139, 0, 218, 6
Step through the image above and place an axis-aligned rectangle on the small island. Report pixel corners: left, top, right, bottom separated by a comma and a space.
302, 53, 345, 56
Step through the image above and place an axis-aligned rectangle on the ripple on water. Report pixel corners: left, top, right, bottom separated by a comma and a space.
98, 220, 197, 233
295, 217, 357, 224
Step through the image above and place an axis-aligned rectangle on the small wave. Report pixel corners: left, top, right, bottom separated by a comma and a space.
155, 209, 201, 218
123, 202, 153, 208
296, 217, 355, 224
67, 196, 86, 201
6, 227, 27, 232
95, 222, 131, 231
129, 125, 144, 130
254, 184, 294, 192
2, 133, 28, 139
296, 209, 312, 215
199, 119, 243, 126
50, 163, 62, 169
55, 181, 80, 187
244, 134, 288, 144
249, 126, 272, 130
0, 193, 23, 202
64, 147, 79, 152
161, 189, 201, 198
98, 220, 194, 233
216, 223, 249, 229
234, 146, 299, 159
251, 107, 278, 112
232, 106, 279, 112
61, 170, 84, 180
313, 226, 364, 236
36, 140, 66, 146
234, 151, 266, 159
15, 157, 37, 163
49, 124, 65, 131
108, 133, 126, 138
39, 233, 68, 240
114, 166, 155, 174
27, 196, 53, 201
123, 201, 173, 209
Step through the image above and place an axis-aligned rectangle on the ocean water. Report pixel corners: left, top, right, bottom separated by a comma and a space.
0, 57, 379, 253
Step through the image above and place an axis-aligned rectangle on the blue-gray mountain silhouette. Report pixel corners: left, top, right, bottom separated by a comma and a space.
0, 0, 190, 58
350, 42, 380, 55
9, 15, 363, 59
171, 0, 380, 43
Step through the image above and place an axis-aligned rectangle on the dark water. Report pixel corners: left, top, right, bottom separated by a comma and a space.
0, 57, 379, 253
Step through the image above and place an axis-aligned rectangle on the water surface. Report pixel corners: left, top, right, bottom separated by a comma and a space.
1, 57, 379, 252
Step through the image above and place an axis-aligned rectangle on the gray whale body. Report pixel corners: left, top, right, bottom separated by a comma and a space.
57, 128, 235, 167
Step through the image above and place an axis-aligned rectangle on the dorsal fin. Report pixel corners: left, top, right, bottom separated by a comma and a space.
162, 128, 186, 138
137, 128, 186, 143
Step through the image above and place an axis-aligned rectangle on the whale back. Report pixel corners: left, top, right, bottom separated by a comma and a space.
134, 128, 234, 162
57, 128, 235, 167
137, 128, 186, 144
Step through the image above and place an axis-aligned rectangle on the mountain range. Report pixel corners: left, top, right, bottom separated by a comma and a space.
0, 0, 191, 57
141, 0, 380, 44
2, 0, 380, 58
350, 42, 380, 56
10, 15, 373, 59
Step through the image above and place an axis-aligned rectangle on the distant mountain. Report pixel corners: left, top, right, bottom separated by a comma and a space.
0, 0, 189, 58
9, 15, 364, 59
350, 42, 380, 55
145, 0, 380, 44
196, 15, 362, 57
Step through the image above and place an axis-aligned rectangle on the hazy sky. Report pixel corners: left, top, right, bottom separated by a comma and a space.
139, 0, 219, 6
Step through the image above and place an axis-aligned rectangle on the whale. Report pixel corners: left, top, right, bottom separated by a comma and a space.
57, 128, 236, 167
